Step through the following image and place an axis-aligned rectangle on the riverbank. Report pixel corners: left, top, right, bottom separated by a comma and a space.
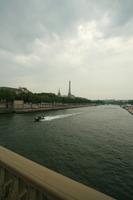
15, 104, 91, 113
0, 104, 93, 114
121, 105, 133, 115
0, 108, 13, 114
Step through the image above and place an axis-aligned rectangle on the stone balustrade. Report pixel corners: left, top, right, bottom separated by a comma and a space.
0, 146, 115, 200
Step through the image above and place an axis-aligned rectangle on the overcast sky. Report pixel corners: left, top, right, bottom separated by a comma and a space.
0, 0, 133, 99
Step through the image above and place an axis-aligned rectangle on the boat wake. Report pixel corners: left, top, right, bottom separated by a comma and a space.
41, 113, 81, 121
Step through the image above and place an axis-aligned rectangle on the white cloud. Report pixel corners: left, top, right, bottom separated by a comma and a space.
0, 0, 133, 99
14, 54, 41, 66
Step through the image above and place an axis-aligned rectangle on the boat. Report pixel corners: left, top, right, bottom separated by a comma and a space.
34, 115, 45, 122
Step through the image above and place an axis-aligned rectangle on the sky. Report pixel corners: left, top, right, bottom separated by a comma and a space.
0, 0, 133, 99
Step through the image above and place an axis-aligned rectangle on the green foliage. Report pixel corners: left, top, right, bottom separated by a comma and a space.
0, 88, 91, 104
91, 100, 105, 105
2, 87, 132, 105
0, 88, 16, 102
127, 100, 133, 105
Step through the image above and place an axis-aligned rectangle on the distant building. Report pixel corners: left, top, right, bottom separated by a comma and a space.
57, 88, 61, 97
68, 81, 71, 97
57, 81, 75, 98
13, 100, 24, 109
68, 81, 75, 98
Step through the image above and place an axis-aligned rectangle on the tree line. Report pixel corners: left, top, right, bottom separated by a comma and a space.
0, 88, 132, 105
0, 88, 91, 104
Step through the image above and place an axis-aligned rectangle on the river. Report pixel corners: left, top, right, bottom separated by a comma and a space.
0, 105, 133, 200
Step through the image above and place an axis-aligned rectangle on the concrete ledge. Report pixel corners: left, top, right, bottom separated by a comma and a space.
0, 104, 91, 114
0, 146, 115, 200
14, 105, 90, 113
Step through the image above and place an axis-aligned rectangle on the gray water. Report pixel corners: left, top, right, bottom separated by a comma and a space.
0, 105, 133, 200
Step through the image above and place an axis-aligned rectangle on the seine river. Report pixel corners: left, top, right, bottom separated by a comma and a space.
0, 105, 133, 200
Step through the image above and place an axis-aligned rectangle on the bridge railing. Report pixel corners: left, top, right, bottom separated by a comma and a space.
0, 146, 115, 200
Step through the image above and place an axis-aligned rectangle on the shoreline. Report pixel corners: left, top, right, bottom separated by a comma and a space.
0, 104, 93, 114
121, 105, 133, 115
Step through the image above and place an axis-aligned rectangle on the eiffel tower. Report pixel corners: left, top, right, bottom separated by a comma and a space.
68, 80, 71, 97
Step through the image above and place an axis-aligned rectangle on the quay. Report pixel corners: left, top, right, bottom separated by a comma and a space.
14, 104, 92, 113
0, 101, 93, 114
121, 105, 133, 115
0, 146, 115, 200
0, 85, 93, 114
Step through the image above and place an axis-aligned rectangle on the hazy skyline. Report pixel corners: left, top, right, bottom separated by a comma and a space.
0, 0, 133, 99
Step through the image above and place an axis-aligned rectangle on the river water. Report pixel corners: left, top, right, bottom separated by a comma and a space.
0, 105, 133, 200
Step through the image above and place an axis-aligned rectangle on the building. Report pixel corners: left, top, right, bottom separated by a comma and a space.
57, 81, 75, 98
68, 81, 71, 97
13, 100, 24, 109
68, 81, 75, 98
57, 88, 61, 97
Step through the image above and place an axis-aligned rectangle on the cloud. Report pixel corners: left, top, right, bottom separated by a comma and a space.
0, 0, 133, 99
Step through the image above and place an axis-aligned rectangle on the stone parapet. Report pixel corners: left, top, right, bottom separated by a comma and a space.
0, 146, 115, 200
